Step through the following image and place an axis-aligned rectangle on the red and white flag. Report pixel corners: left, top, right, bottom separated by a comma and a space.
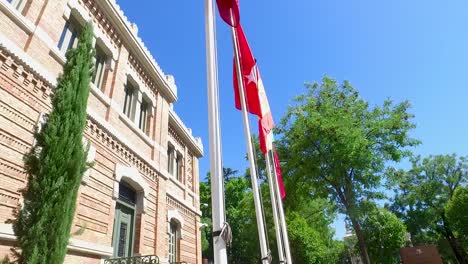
233, 25, 274, 154
216, 0, 240, 27
273, 148, 286, 199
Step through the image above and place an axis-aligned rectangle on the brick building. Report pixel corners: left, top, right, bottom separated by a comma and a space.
0, 0, 203, 263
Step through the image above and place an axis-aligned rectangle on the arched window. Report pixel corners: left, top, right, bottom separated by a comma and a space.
112, 181, 136, 257
168, 219, 180, 262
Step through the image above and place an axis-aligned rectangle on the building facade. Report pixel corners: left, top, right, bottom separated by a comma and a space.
0, 0, 203, 263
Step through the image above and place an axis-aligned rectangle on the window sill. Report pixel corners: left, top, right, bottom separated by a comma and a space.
119, 112, 154, 146
0, 0, 34, 34
90, 82, 111, 106
169, 174, 185, 190
49, 47, 66, 66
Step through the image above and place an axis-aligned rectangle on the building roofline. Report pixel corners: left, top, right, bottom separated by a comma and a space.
168, 108, 203, 157
100, 0, 178, 103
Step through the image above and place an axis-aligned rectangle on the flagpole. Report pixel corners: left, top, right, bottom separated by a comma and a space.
231, 28, 270, 264
265, 152, 286, 263
205, 0, 228, 263
269, 150, 293, 264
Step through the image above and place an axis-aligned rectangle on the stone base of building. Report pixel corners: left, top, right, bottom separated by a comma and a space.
0, 224, 111, 264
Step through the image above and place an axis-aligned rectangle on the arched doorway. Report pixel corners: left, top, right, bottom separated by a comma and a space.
168, 219, 181, 262
112, 181, 136, 257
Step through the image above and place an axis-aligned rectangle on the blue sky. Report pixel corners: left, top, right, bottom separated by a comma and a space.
116, 0, 468, 239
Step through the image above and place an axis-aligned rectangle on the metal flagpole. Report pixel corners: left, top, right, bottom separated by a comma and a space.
265, 153, 286, 263
231, 28, 270, 264
204, 0, 228, 263
269, 150, 293, 264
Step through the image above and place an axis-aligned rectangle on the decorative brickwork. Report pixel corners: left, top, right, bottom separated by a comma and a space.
186, 153, 194, 191
128, 55, 158, 99
0, 0, 202, 262
168, 125, 185, 151
86, 118, 160, 183
81, 0, 121, 48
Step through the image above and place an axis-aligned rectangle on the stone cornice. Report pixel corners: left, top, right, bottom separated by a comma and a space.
97, 0, 178, 103
169, 108, 204, 157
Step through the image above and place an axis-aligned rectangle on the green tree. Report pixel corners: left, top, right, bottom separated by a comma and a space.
201, 166, 344, 264
446, 186, 468, 247
12, 23, 94, 264
389, 154, 468, 263
200, 168, 259, 264
277, 77, 418, 264
361, 206, 406, 264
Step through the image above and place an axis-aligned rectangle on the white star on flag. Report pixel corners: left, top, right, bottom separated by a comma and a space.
245, 64, 258, 86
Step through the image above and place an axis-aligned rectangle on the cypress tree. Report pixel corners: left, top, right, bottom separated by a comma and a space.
12, 23, 94, 264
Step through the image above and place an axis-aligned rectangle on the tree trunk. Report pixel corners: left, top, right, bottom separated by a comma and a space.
349, 215, 372, 264
335, 188, 372, 264
441, 213, 468, 264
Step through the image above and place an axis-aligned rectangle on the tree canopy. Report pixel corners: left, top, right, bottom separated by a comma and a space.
276, 77, 418, 264
390, 154, 468, 263
361, 206, 406, 264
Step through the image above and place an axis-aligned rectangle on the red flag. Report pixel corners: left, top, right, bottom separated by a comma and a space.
216, 0, 240, 27
233, 25, 262, 118
273, 148, 286, 199
233, 25, 275, 154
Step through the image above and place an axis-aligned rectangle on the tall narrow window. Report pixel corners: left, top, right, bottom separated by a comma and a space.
123, 84, 134, 118
167, 145, 174, 175
8, 0, 27, 12
92, 46, 107, 90
138, 100, 148, 133
175, 154, 183, 182
112, 182, 136, 257
168, 220, 179, 263
58, 18, 80, 53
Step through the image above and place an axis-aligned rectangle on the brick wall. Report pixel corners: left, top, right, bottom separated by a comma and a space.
0, 0, 202, 263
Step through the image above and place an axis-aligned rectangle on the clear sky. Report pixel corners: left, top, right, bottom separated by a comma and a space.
116, 0, 468, 239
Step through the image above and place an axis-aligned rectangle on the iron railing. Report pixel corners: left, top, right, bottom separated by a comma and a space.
104, 255, 159, 264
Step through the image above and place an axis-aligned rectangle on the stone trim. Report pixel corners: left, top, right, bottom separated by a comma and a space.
87, 108, 166, 180
82, 140, 96, 185
167, 209, 184, 238
0, 224, 113, 257
68, 238, 113, 257
119, 111, 154, 146
166, 193, 201, 217
0, 0, 34, 34
0, 223, 15, 242
0, 3, 202, 158
168, 109, 203, 157
169, 173, 186, 191
114, 163, 149, 213
83, 0, 178, 102
90, 82, 111, 106
0, 44, 169, 184
65, 0, 118, 69
126, 65, 156, 108
0, 32, 57, 87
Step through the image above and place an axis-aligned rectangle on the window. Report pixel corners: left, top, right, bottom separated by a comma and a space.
8, 0, 27, 12
123, 84, 135, 118
175, 154, 183, 182
167, 145, 183, 182
112, 182, 136, 257
167, 145, 175, 175
58, 18, 81, 53
92, 46, 107, 90
168, 220, 180, 263
138, 100, 149, 133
